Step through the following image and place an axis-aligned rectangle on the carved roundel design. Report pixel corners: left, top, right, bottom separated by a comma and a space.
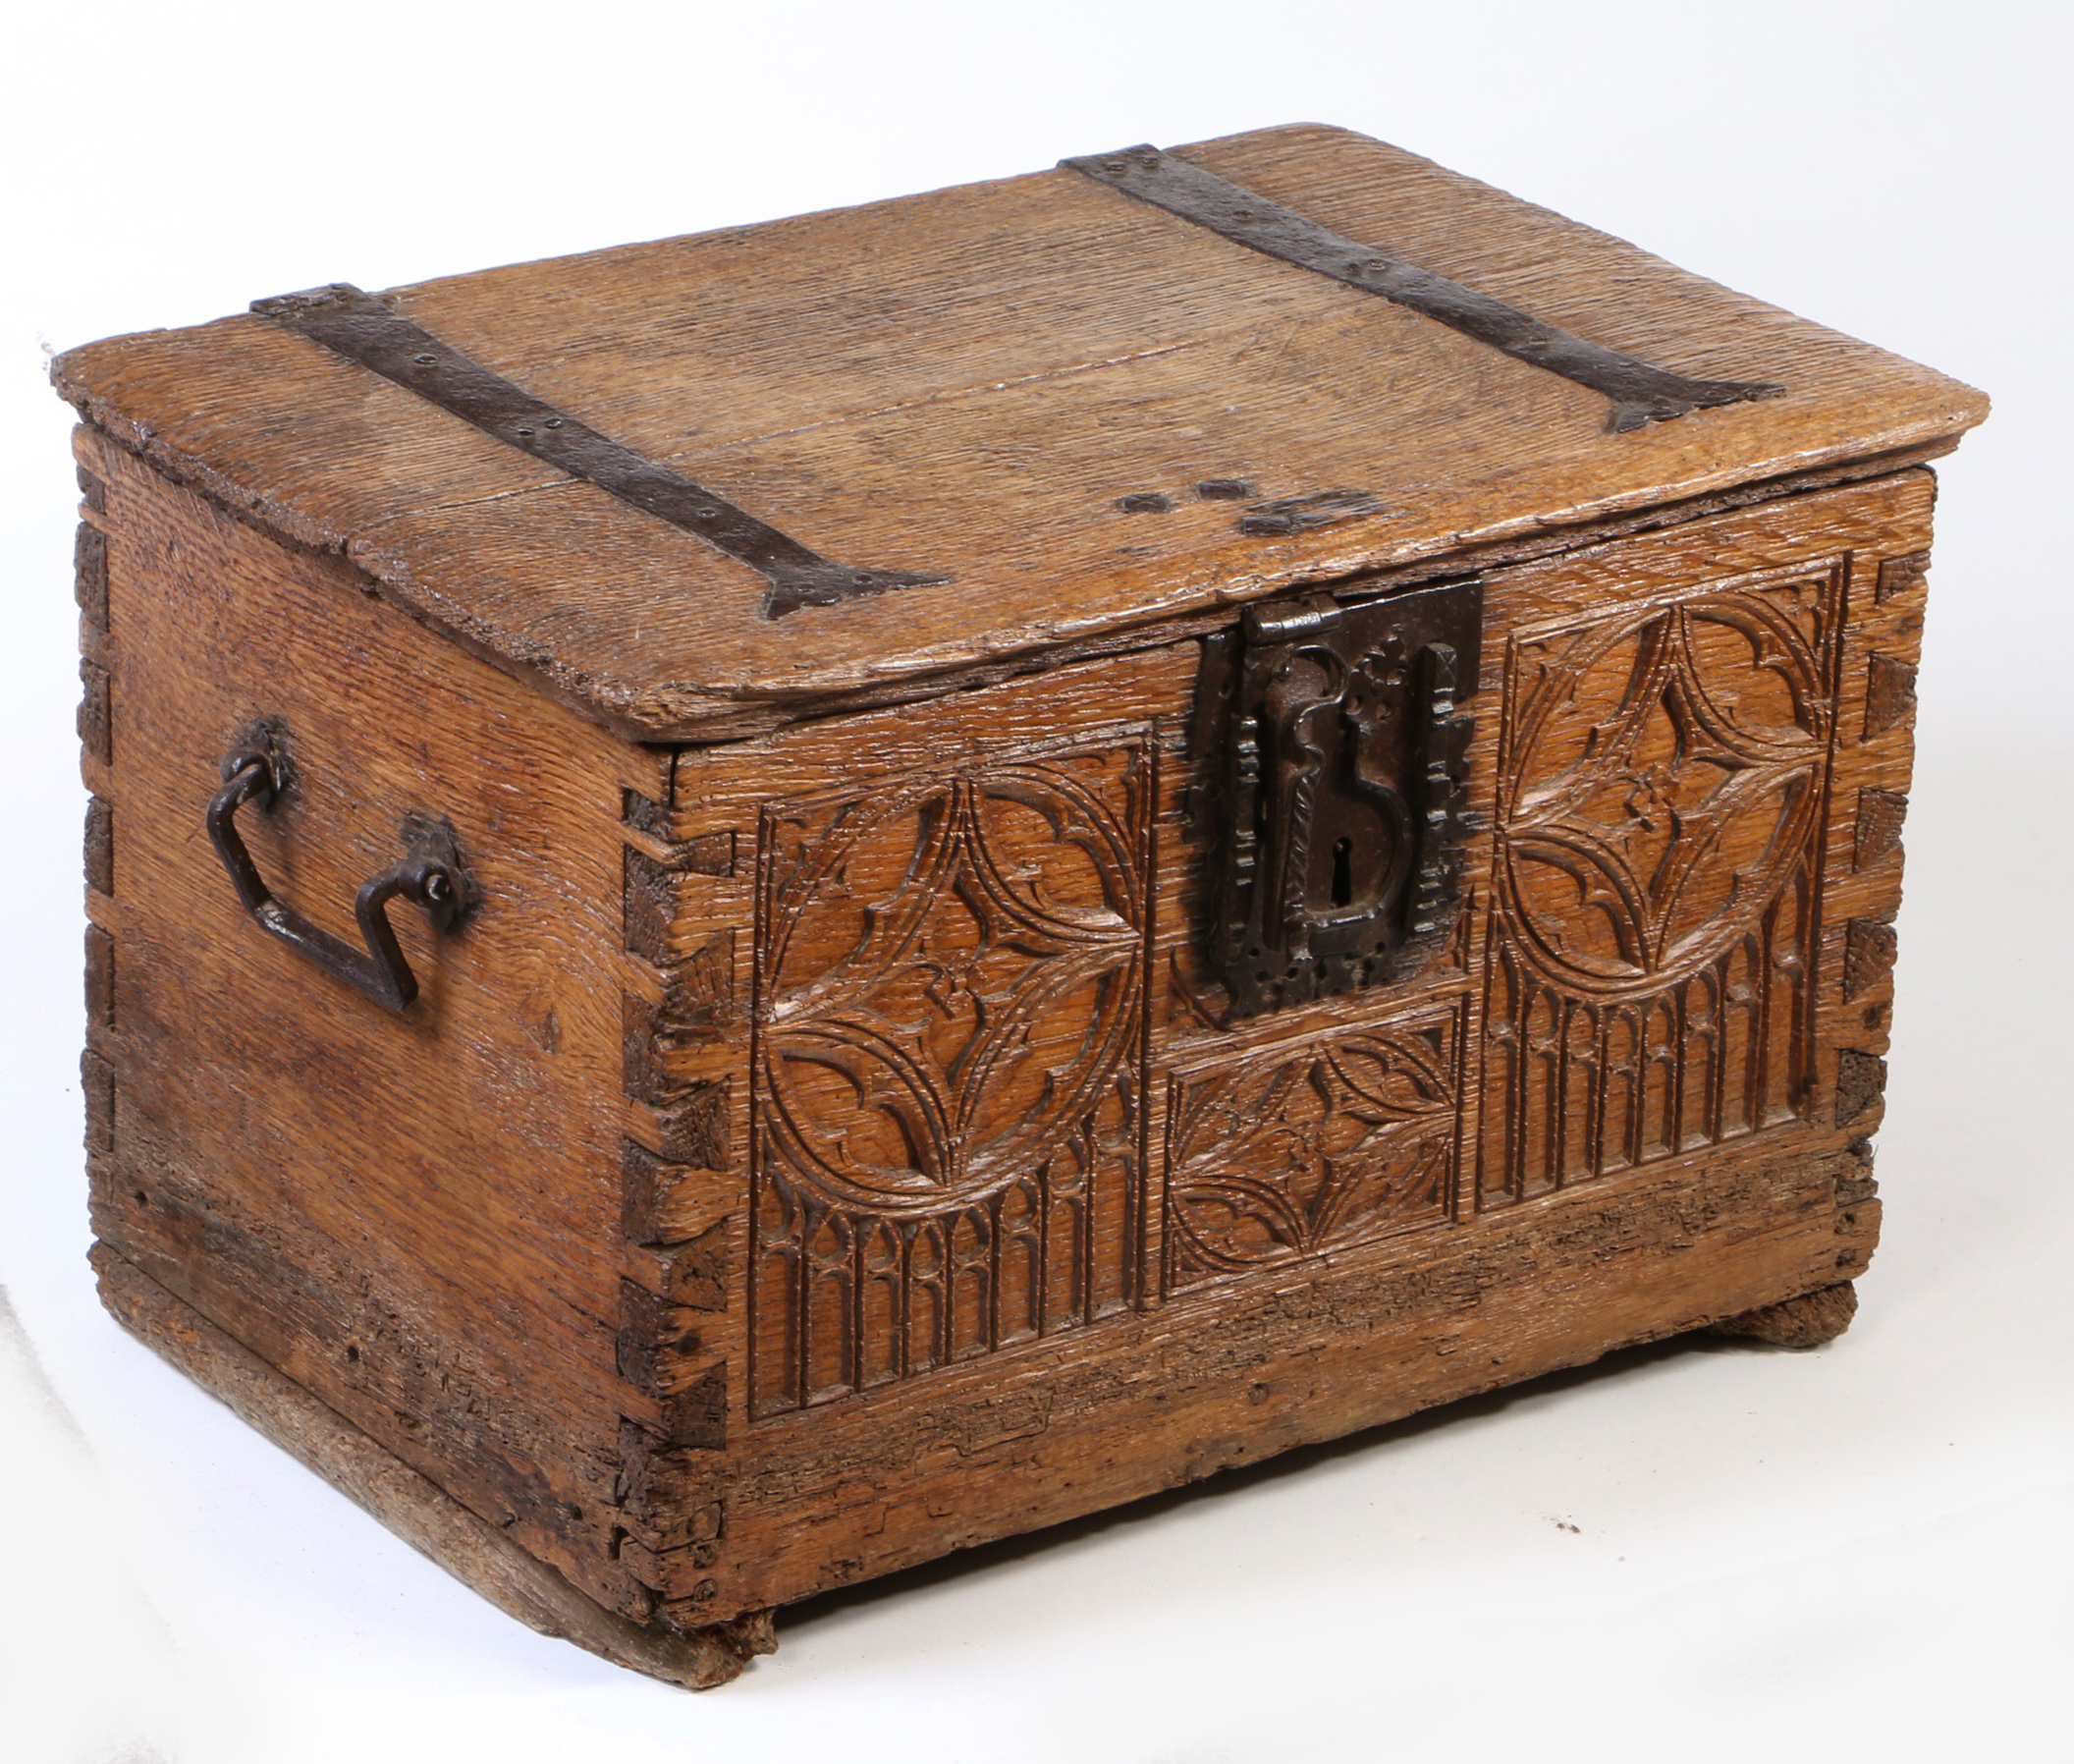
757, 758, 1147, 1214
1498, 586, 1830, 999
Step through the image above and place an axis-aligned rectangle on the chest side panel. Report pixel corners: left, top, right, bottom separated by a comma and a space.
76, 429, 668, 1616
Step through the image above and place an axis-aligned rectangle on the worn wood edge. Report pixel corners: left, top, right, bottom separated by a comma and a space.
62, 385, 1959, 744
632, 446, 1953, 746
342, 424, 1980, 722
89, 1242, 775, 1690
1705, 1281, 1860, 1349
53, 369, 356, 559
1276, 442, 1952, 606
60, 423, 689, 769
691, 1116, 1882, 1612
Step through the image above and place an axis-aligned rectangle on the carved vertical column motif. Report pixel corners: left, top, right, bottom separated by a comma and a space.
1480, 565, 1845, 1204
749, 743, 1155, 1419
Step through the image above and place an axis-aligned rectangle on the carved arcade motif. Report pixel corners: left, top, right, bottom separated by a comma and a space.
750, 744, 1154, 1418
1164, 1007, 1462, 1293
1482, 565, 1844, 1202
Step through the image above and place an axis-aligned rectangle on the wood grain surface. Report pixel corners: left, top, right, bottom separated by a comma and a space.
63, 124, 1964, 1679
598, 469, 1924, 1622
77, 405, 1937, 1674
78, 427, 667, 1618
93, 1245, 775, 1688
51, 124, 1986, 739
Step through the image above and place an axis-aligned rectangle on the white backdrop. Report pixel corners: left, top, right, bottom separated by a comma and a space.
2, 4, 2068, 1760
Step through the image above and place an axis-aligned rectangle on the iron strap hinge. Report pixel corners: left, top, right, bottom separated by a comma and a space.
1064, 144, 1784, 433
251, 284, 949, 618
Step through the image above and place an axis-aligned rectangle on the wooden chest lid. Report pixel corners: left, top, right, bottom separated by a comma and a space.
55, 123, 1987, 742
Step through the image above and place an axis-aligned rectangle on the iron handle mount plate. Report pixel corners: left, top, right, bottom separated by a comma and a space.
205, 731, 473, 1011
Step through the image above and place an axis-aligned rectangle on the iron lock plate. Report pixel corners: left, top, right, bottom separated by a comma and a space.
1189, 578, 1483, 1017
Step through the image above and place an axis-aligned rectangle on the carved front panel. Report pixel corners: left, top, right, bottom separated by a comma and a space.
1164, 1003, 1463, 1293
749, 743, 1154, 1418
1481, 564, 1843, 1203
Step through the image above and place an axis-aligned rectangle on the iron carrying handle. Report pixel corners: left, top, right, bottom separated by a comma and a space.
205, 737, 471, 1011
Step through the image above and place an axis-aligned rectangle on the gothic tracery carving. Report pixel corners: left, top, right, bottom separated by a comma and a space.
750, 744, 1152, 1417
1164, 1009, 1462, 1292
1482, 567, 1841, 1201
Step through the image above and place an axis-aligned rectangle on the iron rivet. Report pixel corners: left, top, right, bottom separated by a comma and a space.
412, 353, 436, 364
516, 426, 534, 437
544, 416, 564, 428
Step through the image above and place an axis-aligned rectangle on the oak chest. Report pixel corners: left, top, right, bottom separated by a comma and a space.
56, 124, 1988, 1686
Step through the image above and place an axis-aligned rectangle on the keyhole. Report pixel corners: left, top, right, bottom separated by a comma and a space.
1331, 836, 1354, 908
